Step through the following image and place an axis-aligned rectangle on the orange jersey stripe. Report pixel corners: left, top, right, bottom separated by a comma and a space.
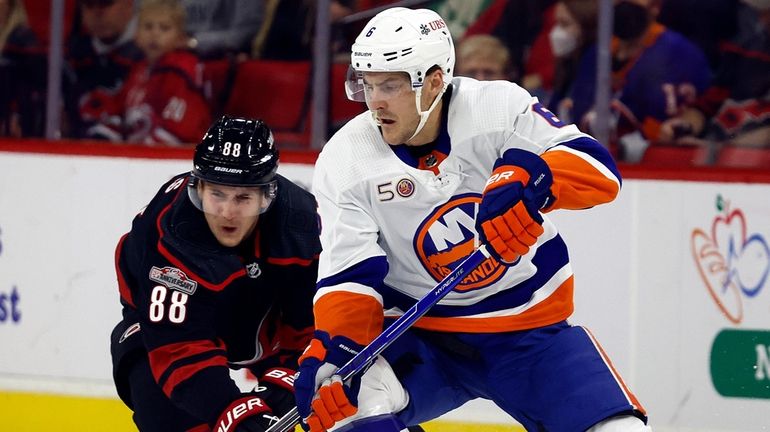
314, 291, 384, 345
299, 338, 327, 363
404, 276, 574, 333
542, 151, 619, 210
583, 327, 647, 416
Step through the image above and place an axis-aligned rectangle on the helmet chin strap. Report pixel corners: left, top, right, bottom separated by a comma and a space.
406, 84, 447, 143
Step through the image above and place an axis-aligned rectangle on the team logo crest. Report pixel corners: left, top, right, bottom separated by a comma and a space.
396, 178, 415, 198
149, 266, 198, 295
419, 24, 430, 35
413, 194, 506, 291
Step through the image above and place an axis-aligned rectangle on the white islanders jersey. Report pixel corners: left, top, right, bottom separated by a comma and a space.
312, 77, 621, 338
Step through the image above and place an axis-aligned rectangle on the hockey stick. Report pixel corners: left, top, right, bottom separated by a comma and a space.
266, 245, 491, 432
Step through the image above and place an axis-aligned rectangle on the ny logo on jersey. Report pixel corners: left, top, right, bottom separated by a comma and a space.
414, 194, 505, 291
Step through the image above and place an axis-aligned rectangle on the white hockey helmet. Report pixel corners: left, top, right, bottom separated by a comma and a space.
346, 7, 455, 101
347, 8, 455, 141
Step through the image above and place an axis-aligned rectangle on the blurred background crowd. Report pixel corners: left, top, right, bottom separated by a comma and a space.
1, 0, 769, 168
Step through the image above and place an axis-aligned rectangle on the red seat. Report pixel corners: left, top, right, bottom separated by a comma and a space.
223, 60, 312, 146
715, 146, 770, 168
330, 62, 365, 127
23, 0, 76, 48
640, 145, 711, 167
201, 59, 236, 116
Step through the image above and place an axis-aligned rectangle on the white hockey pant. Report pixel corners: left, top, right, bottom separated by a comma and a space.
328, 356, 409, 432
588, 415, 653, 431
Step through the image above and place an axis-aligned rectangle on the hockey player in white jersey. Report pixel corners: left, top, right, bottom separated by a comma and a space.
294, 7, 651, 432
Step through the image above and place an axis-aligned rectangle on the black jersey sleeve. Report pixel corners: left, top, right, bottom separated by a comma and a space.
116, 173, 247, 423
259, 176, 321, 360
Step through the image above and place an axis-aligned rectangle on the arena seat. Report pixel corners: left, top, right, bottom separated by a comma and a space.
715, 146, 770, 168
639, 145, 711, 167
201, 58, 237, 117
23, 0, 77, 48
330, 62, 366, 128
223, 60, 312, 147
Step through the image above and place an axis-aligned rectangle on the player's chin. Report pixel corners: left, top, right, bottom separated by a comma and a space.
381, 128, 404, 146
213, 228, 243, 247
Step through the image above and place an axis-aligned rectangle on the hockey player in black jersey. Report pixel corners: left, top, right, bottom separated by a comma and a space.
109, 115, 321, 432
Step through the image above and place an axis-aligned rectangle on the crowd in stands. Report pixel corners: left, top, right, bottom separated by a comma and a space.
0, 0, 768, 167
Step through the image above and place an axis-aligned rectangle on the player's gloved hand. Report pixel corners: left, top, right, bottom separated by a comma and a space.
213, 394, 278, 432
253, 367, 297, 418
294, 330, 364, 432
476, 148, 554, 264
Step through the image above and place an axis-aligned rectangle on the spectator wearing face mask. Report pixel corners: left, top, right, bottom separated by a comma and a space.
567, 0, 711, 161
546, 0, 598, 123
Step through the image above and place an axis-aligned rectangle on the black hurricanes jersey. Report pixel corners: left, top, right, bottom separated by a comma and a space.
110, 172, 320, 423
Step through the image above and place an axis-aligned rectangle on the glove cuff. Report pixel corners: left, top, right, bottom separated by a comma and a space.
214, 396, 272, 432
260, 367, 296, 393
500, 148, 554, 210
299, 330, 362, 369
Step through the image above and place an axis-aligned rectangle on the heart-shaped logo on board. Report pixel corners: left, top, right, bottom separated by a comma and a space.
692, 204, 770, 324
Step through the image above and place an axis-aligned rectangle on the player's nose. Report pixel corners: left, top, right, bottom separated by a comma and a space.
220, 200, 237, 219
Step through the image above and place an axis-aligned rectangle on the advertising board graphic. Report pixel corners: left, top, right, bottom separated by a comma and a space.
692, 194, 770, 399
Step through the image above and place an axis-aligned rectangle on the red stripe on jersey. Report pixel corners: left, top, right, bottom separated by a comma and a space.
582, 327, 647, 416
155, 183, 246, 292
266, 255, 319, 266
542, 151, 619, 211
148, 339, 226, 382
276, 323, 313, 352
409, 276, 574, 333
162, 356, 230, 397
253, 229, 261, 258
720, 41, 770, 63
314, 291, 384, 346
115, 233, 135, 308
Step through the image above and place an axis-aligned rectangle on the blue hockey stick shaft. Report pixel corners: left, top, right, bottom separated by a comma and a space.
266, 245, 491, 432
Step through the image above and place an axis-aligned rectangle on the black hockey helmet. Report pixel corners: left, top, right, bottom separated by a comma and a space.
192, 115, 279, 186
188, 116, 279, 215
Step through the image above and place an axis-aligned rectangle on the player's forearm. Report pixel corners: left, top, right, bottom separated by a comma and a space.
314, 290, 384, 346
541, 138, 621, 211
